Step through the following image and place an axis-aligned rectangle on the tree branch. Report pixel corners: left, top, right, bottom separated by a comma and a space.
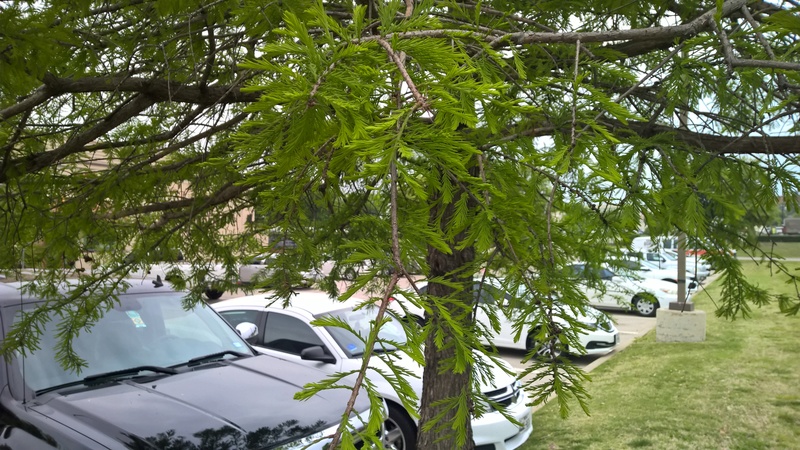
38, 74, 259, 105
613, 120, 800, 155
2, 94, 157, 184
102, 182, 251, 222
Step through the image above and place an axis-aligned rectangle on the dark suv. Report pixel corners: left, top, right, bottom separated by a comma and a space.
0, 280, 373, 449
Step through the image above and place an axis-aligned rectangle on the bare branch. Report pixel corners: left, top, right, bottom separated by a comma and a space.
39, 74, 259, 105
101, 182, 251, 222
730, 58, 800, 71
376, 38, 431, 112
0, 86, 54, 121
2, 94, 157, 184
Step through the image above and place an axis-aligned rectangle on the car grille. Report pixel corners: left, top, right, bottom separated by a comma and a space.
586, 340, 616, 349
484, 382, 523, 411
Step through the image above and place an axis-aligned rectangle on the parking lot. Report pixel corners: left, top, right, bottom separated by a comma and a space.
218, 285, 658, 383
496, 310, 655, 374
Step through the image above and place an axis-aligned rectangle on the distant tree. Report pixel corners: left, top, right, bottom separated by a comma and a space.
3, 1, 800, 448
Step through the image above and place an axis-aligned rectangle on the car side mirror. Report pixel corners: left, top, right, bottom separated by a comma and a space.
235, 322, 259, 344
300, 345, 336, 364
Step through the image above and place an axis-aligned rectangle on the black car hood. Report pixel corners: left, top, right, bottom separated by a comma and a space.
28, 355, 363, 449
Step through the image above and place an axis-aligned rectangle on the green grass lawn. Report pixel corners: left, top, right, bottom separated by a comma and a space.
748, 241, 800, 259
521, 262, 800, 450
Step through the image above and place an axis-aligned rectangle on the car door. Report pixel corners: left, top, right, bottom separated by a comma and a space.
602, 271, 638, 308
481, 281, 533, 349
472, 282, 515, 349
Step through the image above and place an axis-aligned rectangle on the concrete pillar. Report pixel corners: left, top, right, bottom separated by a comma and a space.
656, 308, 706, 342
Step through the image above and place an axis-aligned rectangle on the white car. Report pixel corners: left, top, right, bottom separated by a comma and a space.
237, 254, 322, 288
617, 259, 699, 290
569, 263, 688, 317
213, 292, 533, 450
392, 279, 619, 359
656, 250, 711, 280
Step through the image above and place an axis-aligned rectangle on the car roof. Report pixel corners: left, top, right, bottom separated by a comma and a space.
0, 278, 180, 306
213, 291, 369, 315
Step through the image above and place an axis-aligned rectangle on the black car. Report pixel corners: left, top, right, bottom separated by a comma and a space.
0, 280, 373, 449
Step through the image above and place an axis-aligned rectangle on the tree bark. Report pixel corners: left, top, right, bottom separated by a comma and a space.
418, 180, 477, 449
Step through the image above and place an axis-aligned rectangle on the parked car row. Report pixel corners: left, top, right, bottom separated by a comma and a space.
568, 262, 692, 317
237, 254, 323, 288
27, 244, 702, 449
631, 236, 715, 278
615, 259, 700, 289
128, 261, 230, 299
388, 278, 620, 360
213, 291, 534, 450
128, 255, 325, 301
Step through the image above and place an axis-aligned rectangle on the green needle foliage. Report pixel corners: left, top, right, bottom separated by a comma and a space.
2, 1, 800, 448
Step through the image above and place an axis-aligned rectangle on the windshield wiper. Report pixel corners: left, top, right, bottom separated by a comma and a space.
350, 346, 397, 357
83, 365, 178, 382
186, 350, 250, 367
34, 366, 177, 396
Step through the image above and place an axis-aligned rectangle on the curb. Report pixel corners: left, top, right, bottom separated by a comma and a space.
529, 271, 721, 414
528, 331, 642, 414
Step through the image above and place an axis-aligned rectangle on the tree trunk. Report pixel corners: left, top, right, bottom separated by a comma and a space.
417, 191, 476, 449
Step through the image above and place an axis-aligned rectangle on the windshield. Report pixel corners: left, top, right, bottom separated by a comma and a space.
323, 306, 407, 357
640, 260, 660, 270
13, 292, 250, 393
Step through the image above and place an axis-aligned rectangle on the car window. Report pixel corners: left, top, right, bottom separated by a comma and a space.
324, 307, 406, 357
598, 268, 615, 279
263, 312, 325, 355
219, 309, 262, 332
570, 264, 614, 280
569, 264, 585, 276
473, 282, 501, 305
473, 283, 493, 304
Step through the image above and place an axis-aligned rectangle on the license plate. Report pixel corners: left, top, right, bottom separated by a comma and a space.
615, 333, 620, 344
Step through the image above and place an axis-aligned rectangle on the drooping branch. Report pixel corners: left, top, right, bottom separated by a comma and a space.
376, 38, 431, 112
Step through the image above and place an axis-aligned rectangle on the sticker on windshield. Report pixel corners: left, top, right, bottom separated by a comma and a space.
232, 342, 243, 348
125, 311, 147, 328
346, 344, 358, 352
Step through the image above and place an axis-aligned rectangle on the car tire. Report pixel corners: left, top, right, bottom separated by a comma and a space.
525, 328, 563, 361
632, 295, 658, 317
205, 288, 224, 300
384, 404, 417, 450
